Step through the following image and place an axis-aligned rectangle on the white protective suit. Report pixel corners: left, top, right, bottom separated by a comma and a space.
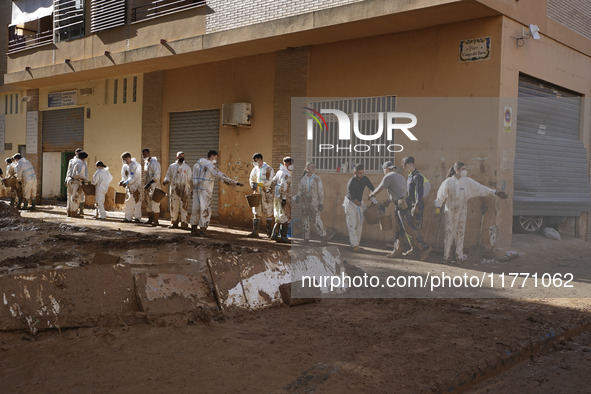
15, 158, 37, 201
298, 173, 326, 241
143, 157, 161, 215
5, 162, 17, 201
271, 164, 292, 225
343, 197, 366, 248
66, 157, 88, 216
249, 162, 275, 220
434, 175, 496, 261
164, 161, 192, 224
92, 167, 113, 219
191, 158, 239, 229
121, 159, 142, 221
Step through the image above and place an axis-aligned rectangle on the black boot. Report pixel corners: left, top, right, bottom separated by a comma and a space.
152, 213, 159, 227
191, 225, 199, 236
277, 223, 290, 243
30, 200, 36, 211
266, 220, 273, 238
22, 201, 29, 210
16, 199, 22, 210
146, 214, 154, 225
248, 219, 260, 238
271, 223, 280, 241
9, 197, 15, 207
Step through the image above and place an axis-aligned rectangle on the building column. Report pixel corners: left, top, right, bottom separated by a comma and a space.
26, 89, 41, 204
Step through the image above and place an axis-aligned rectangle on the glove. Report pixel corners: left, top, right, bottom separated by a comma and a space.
118, 180, 125, 187
236, 182, 244, 187
495, 191, 508, 199
435, 207, 440, 215
162, 180, 170, 187
144, 180, 154, 190
281, 199, 287, 207
370, 197, 378, 205
123, 180, 130, 186
319, 203, 323, 212
251, 182, 257, 190
257, 182, 264, 188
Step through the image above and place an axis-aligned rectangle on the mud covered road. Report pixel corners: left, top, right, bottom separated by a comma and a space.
2, 201, 591, 392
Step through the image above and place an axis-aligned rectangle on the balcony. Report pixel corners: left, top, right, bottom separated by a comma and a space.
130, 0, 206, 23
8, 19, 54, 54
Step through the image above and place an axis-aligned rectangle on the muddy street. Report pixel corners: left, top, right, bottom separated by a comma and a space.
2, 201, 591, 392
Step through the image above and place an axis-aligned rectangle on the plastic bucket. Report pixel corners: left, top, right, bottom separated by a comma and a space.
115, 192, 126, 204
152, 188, 166, 203
246, 194, 262, 208
80, 184, 96, 195
380, 215, 393, 231
2, 177, 16, 188
364, 204, 380, 225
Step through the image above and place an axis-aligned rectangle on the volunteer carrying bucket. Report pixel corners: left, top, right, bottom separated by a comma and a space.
80, 184, 96, 195
152, 188, 166, 203
246, 194, 262, 208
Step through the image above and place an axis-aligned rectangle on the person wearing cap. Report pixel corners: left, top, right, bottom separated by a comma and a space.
434, 161, 508, 263
119, 152, 143, 223
12, 153, 37, 211
65, 151, 89, 218
191, 150, 243, 237
343, 164, 376, 251
401, 156, 431, 256
142, 148, 162, 227
162, 151, 192, 229
91, 161, 113, 220
4, 158, 17, 207
369, 161, 431, 261
248, 153, 275, 238
65, 148, 83, 215
297, 161, 328, 245
270, 156, 293, 243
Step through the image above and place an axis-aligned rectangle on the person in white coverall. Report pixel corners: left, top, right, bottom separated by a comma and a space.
5, 158, 17, 207
191, 150, 243, 237
163, 151, 192, 229
91, 161, 113, 220
248, 152, 275, 238
297, 161, 329, 245
434, 161, 508, 263
13, 154, 37, 211
142, 148, 161, 227
65, 148, 83, 215
270, 157, 292, 243
66, 151, 89, 218
119, 152, 142, 223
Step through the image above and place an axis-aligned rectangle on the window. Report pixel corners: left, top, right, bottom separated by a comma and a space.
114, 79, 118, 104
10, 95, 13, 114
15, 94, 19, 114
133, 76, 138, 102
130, 0, 207, 23
123, 78, 127, 103
90, 0, 127, 33
4, 96, 7, 115
54, 0, 85, 42
306, 96, 397, 173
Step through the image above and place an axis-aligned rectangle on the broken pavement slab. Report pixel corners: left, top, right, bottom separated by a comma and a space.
0, 264, 136, 334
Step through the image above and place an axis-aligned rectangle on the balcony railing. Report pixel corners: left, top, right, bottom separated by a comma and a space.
7, 29, 54, 54
131, 0, 206, 23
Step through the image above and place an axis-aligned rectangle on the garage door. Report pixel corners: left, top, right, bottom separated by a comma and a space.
42, 107, 84, 151
169, 109, 220, 216
514, 75, 591, 216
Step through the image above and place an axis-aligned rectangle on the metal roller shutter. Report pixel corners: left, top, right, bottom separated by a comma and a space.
169, 109, 220, 216
514, 75, 591, 216
42, 108, 84, 152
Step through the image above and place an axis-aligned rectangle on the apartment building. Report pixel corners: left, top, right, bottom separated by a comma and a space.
2, 0, 591, 247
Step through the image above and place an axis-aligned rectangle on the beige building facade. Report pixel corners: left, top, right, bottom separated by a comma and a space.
2, 0, 591, 249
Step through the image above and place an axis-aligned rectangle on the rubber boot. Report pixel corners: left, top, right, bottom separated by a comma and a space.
146, 214, 154, 225
277, 223, 290, 243
16, 199, 22, 210
191, 225, 199, 236
248, 219, 260, 238
9, 197, 15, 207
30, 199, 36, 211
271, 223, 280, 241
169, 220, 179, 229
266, 219, 273, 238
22, 201, 29, 210
199, 227, 209, 237
152, 213, 159, 227
79, 203, 84, 216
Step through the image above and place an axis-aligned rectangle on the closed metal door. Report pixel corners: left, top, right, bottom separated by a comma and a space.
169, 109, 220, 216
42, 107, 84, 152
514, 75, 591, 217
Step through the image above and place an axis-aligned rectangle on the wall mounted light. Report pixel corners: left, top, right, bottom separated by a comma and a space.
104, 51, 111, 56
25, 66, 31, 71
65, 58, 71, 63
512, 24, 541, 47
160, 39, 167, 44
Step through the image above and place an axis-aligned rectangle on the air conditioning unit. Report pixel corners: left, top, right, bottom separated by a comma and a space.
222, 103, 252, 127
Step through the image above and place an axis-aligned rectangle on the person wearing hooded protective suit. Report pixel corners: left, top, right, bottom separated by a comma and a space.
270, 157, 292, 243
248, 153, 275, 238
66, 151, 89, 217
92, 161, 113, 220
434, 161, 508, 263
13, 154, 37, 210
142, 148, 162, 226
297, 162, 328, 245
191, 150, 243, 237
163, 151, 192, 229
4, 158, 17, 207
119, 152, 142, 223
